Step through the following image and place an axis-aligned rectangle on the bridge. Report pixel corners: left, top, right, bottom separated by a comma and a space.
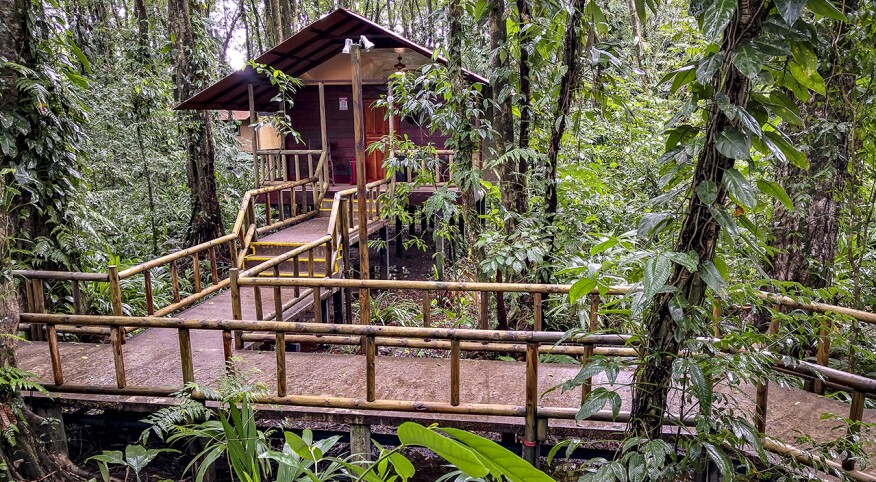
12, 154, 876, 481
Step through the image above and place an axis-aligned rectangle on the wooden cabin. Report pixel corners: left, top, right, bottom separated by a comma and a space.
178, 8, 487, 186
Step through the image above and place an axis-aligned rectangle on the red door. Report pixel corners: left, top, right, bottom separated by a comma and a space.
363, 101, 396, 182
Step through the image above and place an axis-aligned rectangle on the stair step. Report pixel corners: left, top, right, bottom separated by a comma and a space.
246, 255, 327, 262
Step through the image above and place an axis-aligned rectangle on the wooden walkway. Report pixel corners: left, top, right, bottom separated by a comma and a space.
16, 330, 876, 464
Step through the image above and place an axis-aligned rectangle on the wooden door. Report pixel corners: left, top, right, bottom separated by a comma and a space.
363, 101, 395, 182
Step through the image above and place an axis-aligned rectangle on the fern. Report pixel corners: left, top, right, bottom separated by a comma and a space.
0, 366, 48, 398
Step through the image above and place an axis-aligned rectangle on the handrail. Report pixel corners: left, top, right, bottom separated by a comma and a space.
239, 235, 333, 278
11, 270, 108, 282
118, 233, 238, 279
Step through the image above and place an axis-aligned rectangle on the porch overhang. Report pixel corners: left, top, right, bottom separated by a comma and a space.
176, 8, 488, 111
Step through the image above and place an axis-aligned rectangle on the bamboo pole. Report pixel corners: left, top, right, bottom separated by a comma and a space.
171, 260, 180, 303
230, 268, 243, 349
273, 266, 283, 320
313, 287, 322, 323
110, 324, 126, 389
582, 295, 600, 402
47, 324, 63, 386
351, 44, 371, 329
192, 253, 201, 294
450, 340, 460, 406
365, 335, 376, 402
72, 279, 82, 315
844, 390, 866, 470
276, 332, 287, 397
533, 293, 543, 331
422, 291, 431, 328
144, 270, 154, 315
814, 316, 831, 395
523, 343, 539, 464
249, 84, 260, 188
179, 328, 194, 384
209, 246, 219, 284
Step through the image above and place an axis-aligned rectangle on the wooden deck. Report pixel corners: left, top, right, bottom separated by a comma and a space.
16, 330, 876, 470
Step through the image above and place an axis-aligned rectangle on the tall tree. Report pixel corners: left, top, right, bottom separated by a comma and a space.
628, 0, 767, 439
168, 0, 225, 247
0, 0, 92, 478
544, 0, 587, 235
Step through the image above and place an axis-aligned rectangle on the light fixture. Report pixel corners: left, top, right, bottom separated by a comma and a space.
342, 35, 375, 54
394, 55, 406, 74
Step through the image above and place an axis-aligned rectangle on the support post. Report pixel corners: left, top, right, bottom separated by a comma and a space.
230, 268, 243, 350
249, 84, 260, 187
379, 225, 389, 280
395, 217, 403, 258
350, 424, 372, 461
523, 342, 539, 465
350, 44, 371, 327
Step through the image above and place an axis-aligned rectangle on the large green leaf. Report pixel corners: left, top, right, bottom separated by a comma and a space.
715, 127, 751, 160
699, 261, 727, 297
643, 254, 672, 301
763, 130, 809, 169
723, 168, 757, 209
397, 422, 488, 477
806, 0, 847, 20
789, 42, 826, 95
756, 179, 794, 210
387, 451, 416, 481
570, 277, 597, 304
576, 388, 622, 420
732, 43, 766, 79
701, 0, 736, 40
696, 180, 718, 205
440, 428, 555, 482
775, 0, 808, 24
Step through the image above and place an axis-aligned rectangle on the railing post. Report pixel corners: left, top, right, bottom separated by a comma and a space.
273, 266, 283, 321
170, 260, 181, 303
365, 335, 376, 402
230, 268, 243, 350
450, 339, 460, 406
276, 331, 287, 397
533, 293, 543, 331
422, 290, 431, 328
47, 324, 63, 386
71, 279, 82, 315
523, 342, 539, 465
108, 265, 123, 315
108, 265, 126, 388
814, 316, 831, 395
313, 286, 323, 323
340, 199, 353, 324
755, 305, 779, 433
30, 279, 45, 340
192, 253, 201, 294
178, 328, 194, 384
843, 390, 865, 470
144, 270, 154, 315
209, 246, 219, 284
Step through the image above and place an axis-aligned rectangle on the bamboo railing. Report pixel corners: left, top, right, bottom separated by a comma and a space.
14, 150, 330, 331
19, 310, 876, 479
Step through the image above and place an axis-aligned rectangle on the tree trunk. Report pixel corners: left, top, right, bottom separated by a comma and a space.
516, 0, 531, 152
0, 2, 90, 475
628, 0, 767, 440
169, 0, 225, 247
545, 0, 586, 224
625, 0, 649, 91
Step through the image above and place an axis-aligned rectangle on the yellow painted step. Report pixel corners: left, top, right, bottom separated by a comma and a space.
245, 255, 327, 262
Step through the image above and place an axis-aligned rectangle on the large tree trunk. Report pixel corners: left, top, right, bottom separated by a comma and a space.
0, 2, 90, 476
628, 0, 767, 440
169, 0, 225, 247
625, 0, 649, 91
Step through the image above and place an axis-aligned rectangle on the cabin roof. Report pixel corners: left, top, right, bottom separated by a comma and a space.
177, 8, 488, 111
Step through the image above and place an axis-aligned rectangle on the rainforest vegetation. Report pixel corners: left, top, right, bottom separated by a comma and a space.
2, 0, 876, 478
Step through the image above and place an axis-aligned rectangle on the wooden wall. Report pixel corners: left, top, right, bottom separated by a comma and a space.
283, 84, 446, 184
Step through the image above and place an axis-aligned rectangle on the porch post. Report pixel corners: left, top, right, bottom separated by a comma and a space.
350, 44, 371, 325
248, 84, 260, 188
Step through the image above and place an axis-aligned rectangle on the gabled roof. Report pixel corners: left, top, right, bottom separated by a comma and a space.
177, 8, 488, 111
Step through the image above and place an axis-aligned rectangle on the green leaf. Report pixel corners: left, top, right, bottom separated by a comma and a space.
763, 130, 808, 169
576, 387, 622, 420
806, 0, 847, 20
591, 237, 619, 255
699, 261, 727, 297
397, 422, 488, 478
789, 42, 826, 95
732, 43, 766, 79
666, 251, 699, 272
735, 108, 762, 138
643, 254, 672, 301
696, 180, 718, 205
704, 443, 734, 477
702, 0, 736, 40
570, 277, 597, 304
775, 0, 808, 24
387, 452, 416, 481
756, 179, 794, 210
440, 428, 554, 482
696, 52, 725, 85
637, 213, 671, 239
715, 127, 751, 159
723, 168, 757, 209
